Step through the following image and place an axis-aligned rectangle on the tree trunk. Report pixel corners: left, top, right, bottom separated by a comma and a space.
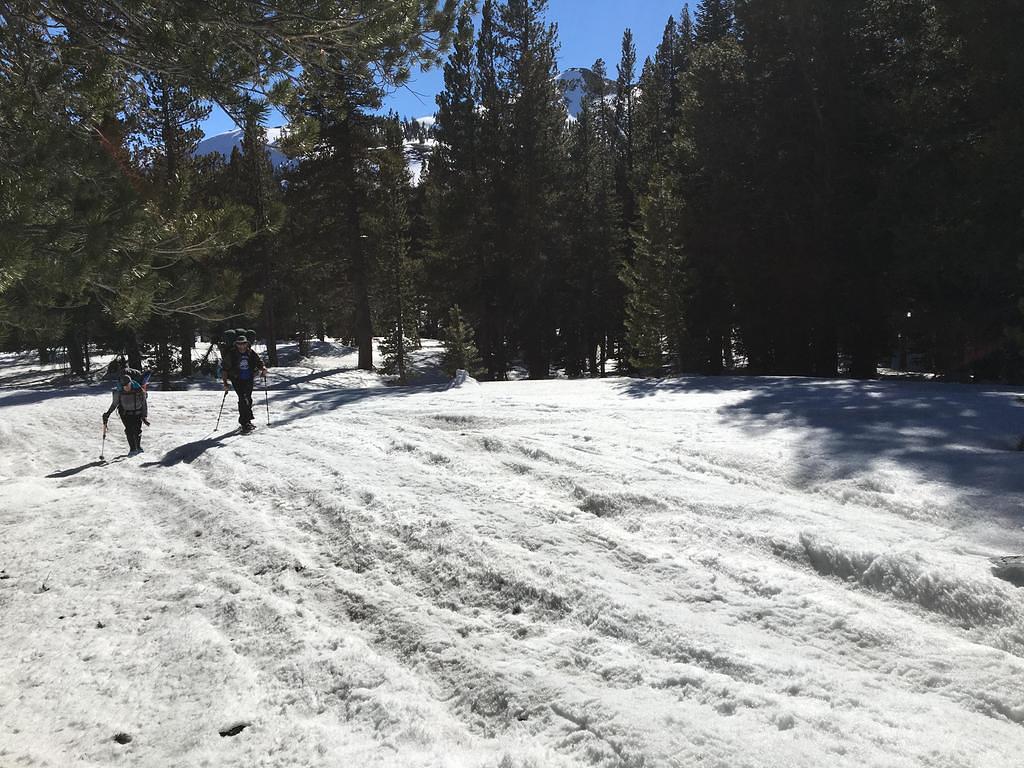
263, 289, 278, 367
64, 326, 85, 376
849, 337, 878, 379
354, 273, 373, 370
126, 330, 143, 371
157, 337, 173, 389
588, 335, 599, 378
180, 329, 194, 376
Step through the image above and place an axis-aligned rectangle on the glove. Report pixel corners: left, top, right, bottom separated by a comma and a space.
102, 414, 108, 424
142, 418, 150, 426
222, 380, 229, 391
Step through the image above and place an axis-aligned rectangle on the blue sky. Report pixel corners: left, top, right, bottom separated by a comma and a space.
201, 0, 690, 136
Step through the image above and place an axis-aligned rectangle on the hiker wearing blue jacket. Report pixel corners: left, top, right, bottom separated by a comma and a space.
102, 371, 149, 455
221, 335, 267, 433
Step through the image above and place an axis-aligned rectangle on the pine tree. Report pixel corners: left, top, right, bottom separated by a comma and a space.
475, 0, 515, 379
564, 59, 627, 377
281, 59, 384, 370
1, 1, 461, 366
496, 0, 568, 379
695, 0, 735, 45
371, 116, 419, 384
134, 74, 221, 383
613, 29, 638, 228
633, 17, 682, 188
27, 1, 460, 107
0, 15, 165, 374
441, 305, 483, 377
426, 8, 486, 358
622, 172, 683, 373
669, 19, 748, 373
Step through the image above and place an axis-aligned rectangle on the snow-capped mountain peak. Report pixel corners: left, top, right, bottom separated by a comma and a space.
558, 67, 617, 119
193, 127, 290, 170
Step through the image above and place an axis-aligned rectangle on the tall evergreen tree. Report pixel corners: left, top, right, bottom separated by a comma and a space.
371, 116, 419, 383
135, 74, 220, 383
622, 172, 683, 373
695, 0, 735, 45
236, 98, 284, 366
426, 8, 486, 357
666, 6, 746, 373
1, 1, 463, 365
475, 0, 515, 379
495, 0, 568, 378
440, 305, 483, 377
613, 29, 638, 226
564, 59, 627, 376
281, 62, 382, 369
1, 14, 170, 373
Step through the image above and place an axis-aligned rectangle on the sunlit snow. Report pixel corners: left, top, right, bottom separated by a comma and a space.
2, 342, 1024, 767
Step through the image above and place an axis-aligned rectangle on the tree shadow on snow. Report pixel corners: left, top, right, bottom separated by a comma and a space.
261, 382, 450, 430
264, 367, 351, 389
0, 382, 108, 408
614, 375, 1024, 521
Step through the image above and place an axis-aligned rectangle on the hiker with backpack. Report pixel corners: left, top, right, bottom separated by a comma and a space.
102, 369, 149, 456
221, 334, 267, 433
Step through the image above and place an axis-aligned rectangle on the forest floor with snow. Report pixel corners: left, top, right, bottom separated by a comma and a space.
3, 342, 1024, 767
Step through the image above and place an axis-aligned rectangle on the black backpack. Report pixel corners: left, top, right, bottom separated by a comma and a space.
118, 389, 146, 415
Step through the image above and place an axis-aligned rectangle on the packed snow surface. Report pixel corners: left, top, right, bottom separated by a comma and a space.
3, 344, 1024, 767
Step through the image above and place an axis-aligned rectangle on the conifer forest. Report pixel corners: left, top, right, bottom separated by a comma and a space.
1, 1, 1021, 383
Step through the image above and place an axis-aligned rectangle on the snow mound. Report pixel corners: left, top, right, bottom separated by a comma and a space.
800, 532, 1020, 628
447, 369, 479, 390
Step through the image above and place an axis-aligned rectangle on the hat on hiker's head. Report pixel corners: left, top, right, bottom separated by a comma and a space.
121, 374, 133, 386
246, 329, 257, 341
235, 335, 248, 344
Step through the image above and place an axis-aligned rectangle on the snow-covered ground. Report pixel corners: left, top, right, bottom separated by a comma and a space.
3, 344, 1024, 767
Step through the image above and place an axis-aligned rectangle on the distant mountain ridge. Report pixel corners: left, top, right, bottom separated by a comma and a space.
193, 69, 613, 180
558, 67, 617, 119
194, 127, 290, 170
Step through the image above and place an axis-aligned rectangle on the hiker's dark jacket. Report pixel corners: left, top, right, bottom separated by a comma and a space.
222, 348, 266, 380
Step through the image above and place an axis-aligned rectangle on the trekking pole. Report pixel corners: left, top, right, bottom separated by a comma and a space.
214, 389, 228, 432
263, 373, 270, 426
100, 423, 107, 461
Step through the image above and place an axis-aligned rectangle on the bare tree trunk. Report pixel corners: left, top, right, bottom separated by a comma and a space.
354, 272, 373, 370
64, 327, 85, 376
126, 330, 143, 371
157, 337, 173, 389
180, 328, 194, 376
263, 293, 278, 367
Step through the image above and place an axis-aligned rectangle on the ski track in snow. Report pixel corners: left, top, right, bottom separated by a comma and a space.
3, 348, 1024, 767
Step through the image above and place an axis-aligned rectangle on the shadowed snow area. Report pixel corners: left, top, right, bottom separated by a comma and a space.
3, 346, 1024, 767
